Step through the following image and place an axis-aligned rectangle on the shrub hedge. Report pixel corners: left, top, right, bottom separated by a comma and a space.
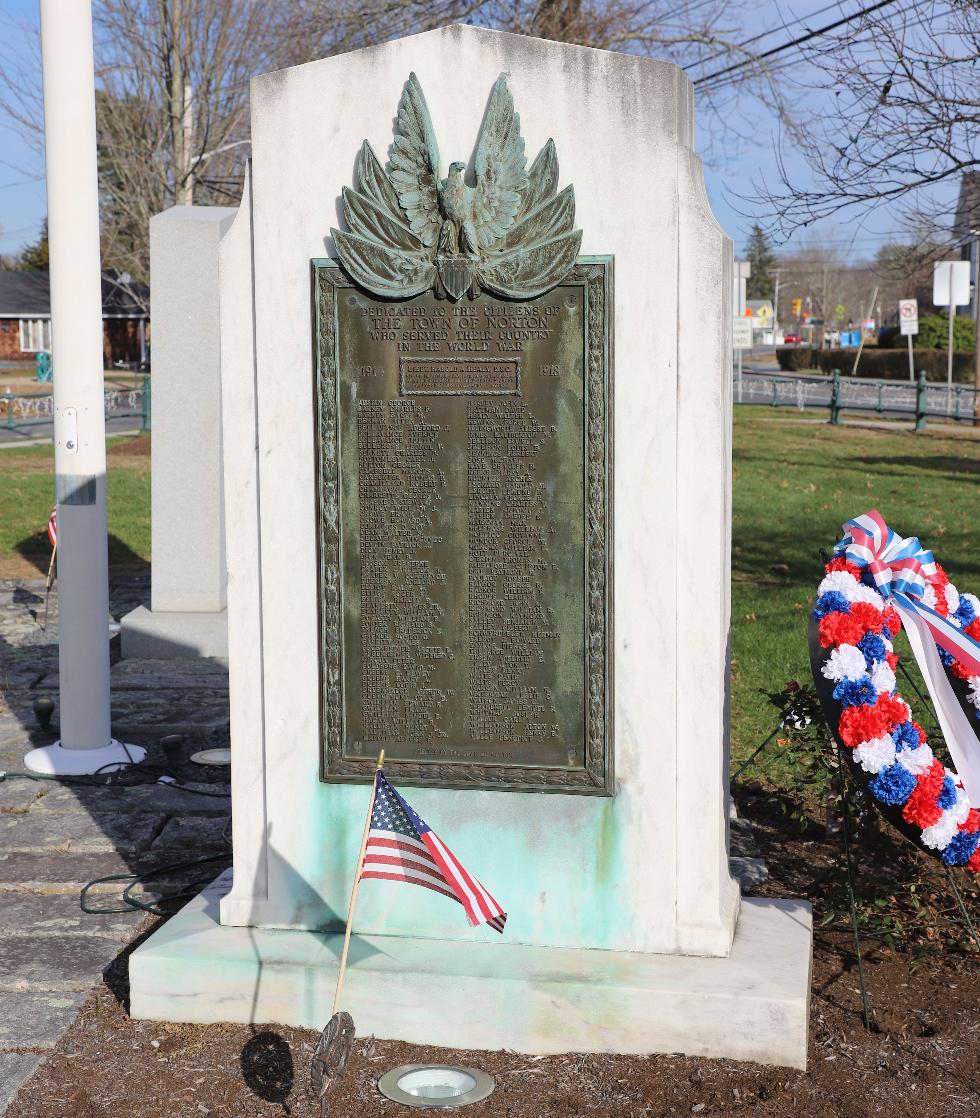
879, 314, 976, 351
775, 347, 976, 382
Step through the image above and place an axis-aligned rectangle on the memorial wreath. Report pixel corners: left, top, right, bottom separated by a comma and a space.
810, 510, 980, 871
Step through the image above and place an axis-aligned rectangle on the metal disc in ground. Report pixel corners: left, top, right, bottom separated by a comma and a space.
310, 1011, 356, 1106
377, 1064, 495, 1108
189, 748, 231, 766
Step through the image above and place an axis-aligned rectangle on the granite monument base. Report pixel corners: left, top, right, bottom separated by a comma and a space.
121, 604, 228, 659
129, 871, 812, 1070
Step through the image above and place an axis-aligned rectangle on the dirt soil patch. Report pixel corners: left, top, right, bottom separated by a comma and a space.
7, 825, 980, 1118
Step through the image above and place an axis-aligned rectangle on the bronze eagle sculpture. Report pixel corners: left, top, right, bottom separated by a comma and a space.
332, 72, 582, 302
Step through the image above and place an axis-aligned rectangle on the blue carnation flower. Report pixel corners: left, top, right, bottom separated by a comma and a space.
857, 632, 887, 664
833, 674, 878, 707
881, 624, 894, 641
869, 764, 917, 806
940, 829, 980, 866
956, 596, 977, 626
938, 646, 955, 668
938, 775, 958, 810
892, 721, 920, 751
813, 591, 852, 620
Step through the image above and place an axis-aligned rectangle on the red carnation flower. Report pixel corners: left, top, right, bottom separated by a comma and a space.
931, 563, 949, 589
913, 723, 927, 745
851, 602, 884, 633
886, 651, 898, 670
839, 704, 891, 748
826, 557, 863, 579
876, 693, 910, 727
902, 760, 946, 829
968, 847, 980, 873
950, 659, 972, 681
965, 618, 980, 642
818, 611, 865, 649
882, 606, 901, 634
959, 809, 980, 835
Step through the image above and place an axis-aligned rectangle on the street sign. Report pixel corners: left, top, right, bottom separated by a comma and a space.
933, 260, 970, 307
754, 302, 772, 325
835, 303, 845, 321
732, 318, 752, 349
899, 298, 918, 336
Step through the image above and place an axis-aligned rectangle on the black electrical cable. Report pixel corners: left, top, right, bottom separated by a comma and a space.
693, 0, 902, 86
0, 764, 230, 797
80, 852, 232, 917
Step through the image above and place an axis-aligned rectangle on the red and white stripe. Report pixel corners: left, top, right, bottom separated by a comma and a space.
361, 826, 507, 933
46, 506, 57, 548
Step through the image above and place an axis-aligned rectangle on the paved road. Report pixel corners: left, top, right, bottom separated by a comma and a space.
0, 417, 143, 448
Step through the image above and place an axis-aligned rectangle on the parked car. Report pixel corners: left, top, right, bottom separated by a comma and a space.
783, 333, 802, 344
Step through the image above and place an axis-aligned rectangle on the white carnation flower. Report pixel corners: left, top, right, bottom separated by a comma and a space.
923, 584, 938, 609
821, 644, 867, 682
818, 571, 859, 599
921, 811, 959, 851
951, 789, 971, 826
850, 583, 884, 609
870, 662, 896, 694
882, 637, 893, 653
945, 583, 961, 614
898, 744, 934, 775
966, 677, 980, 711
853, 736, 896, 774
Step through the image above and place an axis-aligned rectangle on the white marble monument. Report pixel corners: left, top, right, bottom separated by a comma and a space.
130, 25, 812, 1069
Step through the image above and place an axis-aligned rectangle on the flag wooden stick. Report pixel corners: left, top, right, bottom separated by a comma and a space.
331, 748, 384, 1016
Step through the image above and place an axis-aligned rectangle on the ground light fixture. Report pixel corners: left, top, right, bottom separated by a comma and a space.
376, 1064, 495, 1109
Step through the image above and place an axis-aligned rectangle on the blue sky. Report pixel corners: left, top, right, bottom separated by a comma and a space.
0, 0, 954, 262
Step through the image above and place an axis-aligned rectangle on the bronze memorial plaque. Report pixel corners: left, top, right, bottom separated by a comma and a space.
313, 72, 612, 794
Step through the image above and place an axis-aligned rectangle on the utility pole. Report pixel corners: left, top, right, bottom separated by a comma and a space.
771, 269, 780, 340
26, 0, 144, 775
179, 80, 194, 205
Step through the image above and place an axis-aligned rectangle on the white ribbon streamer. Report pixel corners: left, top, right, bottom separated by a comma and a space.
896, 600, 980, 807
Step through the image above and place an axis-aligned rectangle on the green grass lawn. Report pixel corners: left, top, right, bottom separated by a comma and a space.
0, 434, 150, 576
731, 408, 980, 769
1, 414, 978, 775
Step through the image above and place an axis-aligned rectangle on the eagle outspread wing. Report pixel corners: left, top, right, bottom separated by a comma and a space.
472, 75, 529, 250
387, 72, 442, 247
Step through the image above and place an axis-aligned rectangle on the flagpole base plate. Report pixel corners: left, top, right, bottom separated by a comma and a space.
24, 739, 146, 776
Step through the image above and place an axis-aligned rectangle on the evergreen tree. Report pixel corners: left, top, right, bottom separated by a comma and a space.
17, 219, 48, 271
744, 224, 776, 301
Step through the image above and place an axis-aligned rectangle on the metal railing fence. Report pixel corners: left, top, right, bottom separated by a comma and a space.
736, 369, 977, 431
0, 375, 150, 437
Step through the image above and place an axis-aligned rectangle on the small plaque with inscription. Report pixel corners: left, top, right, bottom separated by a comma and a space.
313, 72, 612, 794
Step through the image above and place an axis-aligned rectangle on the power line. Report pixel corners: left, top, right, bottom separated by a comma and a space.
692, 0, 902, 87
685, 0, 858, 73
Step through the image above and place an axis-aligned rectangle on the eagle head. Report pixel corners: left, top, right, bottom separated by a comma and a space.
448, 161, 465, 176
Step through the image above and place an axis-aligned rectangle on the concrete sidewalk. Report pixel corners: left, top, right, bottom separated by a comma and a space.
0, 577, 232, 1113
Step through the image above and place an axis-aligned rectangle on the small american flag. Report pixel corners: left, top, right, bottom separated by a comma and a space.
361, 771, 506, 933
46, 506, 57, 548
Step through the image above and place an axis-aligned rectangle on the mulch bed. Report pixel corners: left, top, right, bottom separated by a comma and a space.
6, 803, 980, 1118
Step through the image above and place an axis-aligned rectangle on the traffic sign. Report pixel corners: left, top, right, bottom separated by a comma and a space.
933, 260, 970, 307
732, 318, 752, 349
835, 303, 845, 320
899, 298, 918, 336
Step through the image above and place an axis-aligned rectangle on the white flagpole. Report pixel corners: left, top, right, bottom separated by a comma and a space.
25, 0, 144, 775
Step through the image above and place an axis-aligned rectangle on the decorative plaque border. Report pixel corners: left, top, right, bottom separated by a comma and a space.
312, 257, 614, 794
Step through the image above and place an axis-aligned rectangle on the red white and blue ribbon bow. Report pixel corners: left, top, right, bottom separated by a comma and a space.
837, 509, 980, 804
837, 509, 980, 675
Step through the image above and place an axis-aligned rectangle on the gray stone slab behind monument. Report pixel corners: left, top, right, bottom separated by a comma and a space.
120, 205, 236, 661
130, 872, 813, 1070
